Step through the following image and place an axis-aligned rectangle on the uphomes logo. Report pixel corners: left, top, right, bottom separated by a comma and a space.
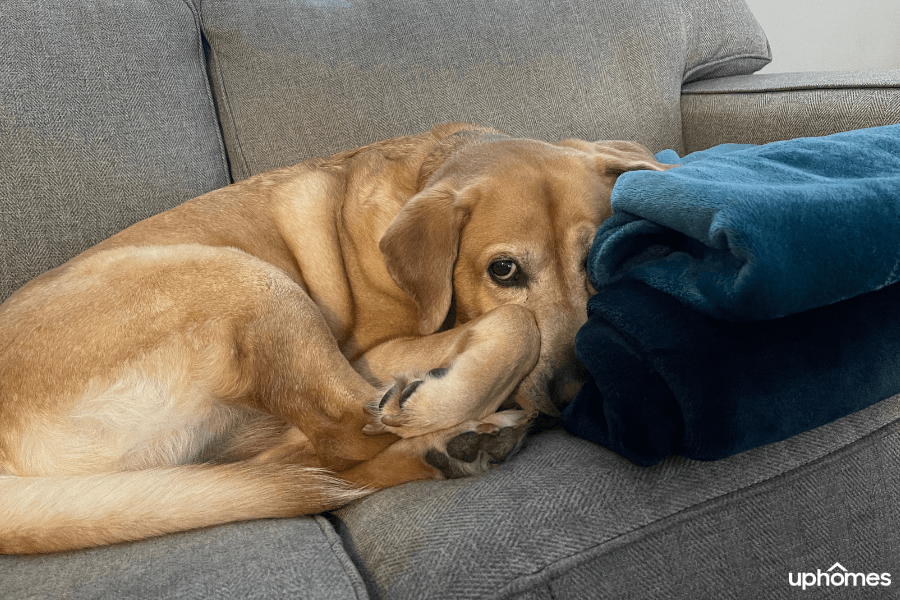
789, 562, 891, 590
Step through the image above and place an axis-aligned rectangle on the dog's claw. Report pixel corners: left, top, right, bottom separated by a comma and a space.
365, 370, 449, 437
397, 380, 423, 408
475, 422, 500, 435
362, 423, 387, 435
380, 414, 407, 427
378, 386, 396, 410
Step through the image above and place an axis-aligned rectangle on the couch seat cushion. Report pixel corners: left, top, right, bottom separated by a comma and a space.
0, 516, 369, 600
334, 392, 900, 599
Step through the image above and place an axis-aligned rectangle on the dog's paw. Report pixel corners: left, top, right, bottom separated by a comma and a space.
422, 410, 532, 479
363, 367, 458, 437
424, 410, 531, 478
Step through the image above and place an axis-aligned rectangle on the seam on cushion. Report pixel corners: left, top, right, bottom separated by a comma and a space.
181, 0, 231, 184
207, 40, 250, 180
682, 52, 773, 84
489, 412, 900, 600
683, 80, 900, 95
195, 0, 251, 181
683, 86, 900, 96
313, 514, 371, 600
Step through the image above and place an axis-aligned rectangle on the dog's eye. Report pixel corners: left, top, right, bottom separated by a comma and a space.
488, 259, 523, 286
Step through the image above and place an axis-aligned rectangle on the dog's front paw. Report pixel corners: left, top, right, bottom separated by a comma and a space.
363, 368, 457, 437
423, 410, 532, 478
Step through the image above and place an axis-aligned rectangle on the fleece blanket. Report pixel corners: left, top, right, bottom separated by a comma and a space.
591, 124, 900, 321
562, 125, 900, 466
562, 278, 900, 467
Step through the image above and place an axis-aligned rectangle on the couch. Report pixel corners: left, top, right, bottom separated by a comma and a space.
2, 0, 899, 598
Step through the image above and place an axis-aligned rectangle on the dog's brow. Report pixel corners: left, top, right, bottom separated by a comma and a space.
481, 243, 543, 266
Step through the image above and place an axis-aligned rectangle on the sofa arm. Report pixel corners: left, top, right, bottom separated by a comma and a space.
681, 69, 900, 153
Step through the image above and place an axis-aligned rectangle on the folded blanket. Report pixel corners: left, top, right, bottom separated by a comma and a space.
561, 278, 900, 467
562, 125, 900, 466
592, 125, 900, 321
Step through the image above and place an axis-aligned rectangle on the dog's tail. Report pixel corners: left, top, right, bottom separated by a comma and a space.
0, 463, 370, 554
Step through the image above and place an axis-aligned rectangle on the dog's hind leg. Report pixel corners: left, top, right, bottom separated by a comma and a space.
233, 272, 403, 472
337, 409, 533, 488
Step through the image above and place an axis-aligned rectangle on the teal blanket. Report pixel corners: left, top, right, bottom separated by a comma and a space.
591, 125, 900, 320
563, 125, 900, 466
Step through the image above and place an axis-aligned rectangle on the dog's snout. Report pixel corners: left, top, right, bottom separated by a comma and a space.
548, 357, 589, 407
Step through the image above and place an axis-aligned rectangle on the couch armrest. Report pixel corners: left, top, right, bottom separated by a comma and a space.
680, 69, 900, 153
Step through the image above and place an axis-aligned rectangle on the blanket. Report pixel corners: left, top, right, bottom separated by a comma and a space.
562, 125, 900, 466
562, 278, 900, 467
591, 125, 900, 321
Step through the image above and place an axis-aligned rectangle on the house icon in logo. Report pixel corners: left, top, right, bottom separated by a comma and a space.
828, 563, 848, 573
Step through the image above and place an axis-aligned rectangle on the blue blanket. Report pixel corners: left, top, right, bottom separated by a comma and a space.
590, 125, 900, 320
562, 125, 900, 466
562, 278, 900, 467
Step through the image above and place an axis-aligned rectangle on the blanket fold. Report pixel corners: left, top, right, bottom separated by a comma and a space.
563, 125, 900, 465
592, 125, 900, 321
562, 278, 900, 467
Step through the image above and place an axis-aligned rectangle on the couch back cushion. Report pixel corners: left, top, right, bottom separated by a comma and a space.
0, 0, 230, 301
202, 0, 770, 181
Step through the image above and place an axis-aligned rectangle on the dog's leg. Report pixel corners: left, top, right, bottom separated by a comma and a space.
336, 409, 533, 488
352, 304, 542, 438
234, 274, 405, 473
213, 264, 535, 475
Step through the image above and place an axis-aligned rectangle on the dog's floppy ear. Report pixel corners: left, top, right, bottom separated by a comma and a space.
380, 182, 469, 335
557, 139, 674, 174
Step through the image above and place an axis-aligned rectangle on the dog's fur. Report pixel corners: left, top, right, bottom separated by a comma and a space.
0, 123, 669, 554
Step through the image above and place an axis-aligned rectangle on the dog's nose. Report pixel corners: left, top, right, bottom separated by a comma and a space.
548, 357, 589, 408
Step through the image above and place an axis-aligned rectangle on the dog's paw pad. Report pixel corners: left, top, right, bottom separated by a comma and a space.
482, 423, 528, 463
424, 411, 531, 478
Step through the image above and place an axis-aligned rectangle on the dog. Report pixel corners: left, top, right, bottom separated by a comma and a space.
0, 123, 668, 554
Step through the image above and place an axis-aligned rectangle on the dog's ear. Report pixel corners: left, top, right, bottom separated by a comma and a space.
557, 139, 674, 175
380, 183, 469, 335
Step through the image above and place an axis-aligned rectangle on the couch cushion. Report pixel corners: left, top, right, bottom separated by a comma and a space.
333, 392, 900, 599
681, 70, 900, 152
201, 0, 770, 180
0, 0, 230, 302
0, 516, 369, 600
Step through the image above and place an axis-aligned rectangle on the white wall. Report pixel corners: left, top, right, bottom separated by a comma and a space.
742, 0, 900, 73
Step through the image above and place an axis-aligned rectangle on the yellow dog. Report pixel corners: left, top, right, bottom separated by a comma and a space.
0, 123, 667, 553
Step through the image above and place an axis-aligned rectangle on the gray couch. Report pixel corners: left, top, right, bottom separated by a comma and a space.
2, 0, 900, 598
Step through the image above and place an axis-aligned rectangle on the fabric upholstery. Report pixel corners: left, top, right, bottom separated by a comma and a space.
334, 393, 900, 599
200, 0, 770, 181
0, 516, 370, 600
0, 0, 230, 302
681, 70, 900, 152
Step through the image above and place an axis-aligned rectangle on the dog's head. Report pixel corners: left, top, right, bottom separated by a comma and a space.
380, 133, 670, 414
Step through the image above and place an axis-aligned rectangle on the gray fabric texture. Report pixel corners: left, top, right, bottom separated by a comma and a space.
0, 516, 370, 600
681, 70, 900, 152
334, 392, 900, 600
0, 0, 230, 302
683, 69, 900, 93
200, 0, 770, 181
